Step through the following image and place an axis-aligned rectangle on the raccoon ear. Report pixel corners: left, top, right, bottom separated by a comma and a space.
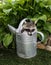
32, 21, 36, 25
25, 19, 31, 22
32, 22, 35, 24
34, 20, 38, 24
22, 22, 26, 26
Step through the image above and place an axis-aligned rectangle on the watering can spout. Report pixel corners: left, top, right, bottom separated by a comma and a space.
8, 24, 16, 34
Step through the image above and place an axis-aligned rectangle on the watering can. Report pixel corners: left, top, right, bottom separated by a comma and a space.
8, 18, 44, 59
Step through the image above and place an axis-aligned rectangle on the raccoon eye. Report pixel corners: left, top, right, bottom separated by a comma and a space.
25, 29, 30, 32
31, 29, 35, 32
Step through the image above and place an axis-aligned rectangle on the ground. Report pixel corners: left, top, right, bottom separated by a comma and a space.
0, 48, 51, 65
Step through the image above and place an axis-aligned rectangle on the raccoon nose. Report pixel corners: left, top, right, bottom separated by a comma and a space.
29, 34, 32, 36
28, 32, 32, 36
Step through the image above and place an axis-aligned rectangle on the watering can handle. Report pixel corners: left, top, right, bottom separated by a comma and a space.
17, 18, 30, 32
37, 31, 44, 42
18, 18, 28, 28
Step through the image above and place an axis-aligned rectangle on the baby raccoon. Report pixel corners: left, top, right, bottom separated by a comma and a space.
21, 19, 35, 36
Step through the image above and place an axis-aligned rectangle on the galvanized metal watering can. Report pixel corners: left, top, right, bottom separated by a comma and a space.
8, 18, 44, 59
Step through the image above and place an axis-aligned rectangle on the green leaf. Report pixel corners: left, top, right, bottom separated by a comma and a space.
47, 0, 51, 5
44, 22, 51, 33
0, 1, 3, 8
48, 5, 51, 10
38, 15, 47, 22
3, 34, 13, 48
47, 24, 51, 33
0, 27, 6, 41
4, 0, 13, 3
3, 8, 12, 15
31, 15, 47, 23
31, 18, 38, 21
39, 2, 45, 7
16, 0, 25, 5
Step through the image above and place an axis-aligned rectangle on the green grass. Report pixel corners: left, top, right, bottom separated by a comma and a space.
0, 48, 51, 65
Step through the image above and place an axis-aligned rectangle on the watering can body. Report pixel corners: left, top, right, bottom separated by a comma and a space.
16, 30, 37, 58
8, 18, 44, 59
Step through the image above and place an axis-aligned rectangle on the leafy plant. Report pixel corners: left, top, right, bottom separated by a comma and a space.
0, 0, 51, 48
3, 34, 13, 48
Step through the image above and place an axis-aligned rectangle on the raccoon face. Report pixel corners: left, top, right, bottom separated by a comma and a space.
25, 28, 35, 36
21, 19, 35, 36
